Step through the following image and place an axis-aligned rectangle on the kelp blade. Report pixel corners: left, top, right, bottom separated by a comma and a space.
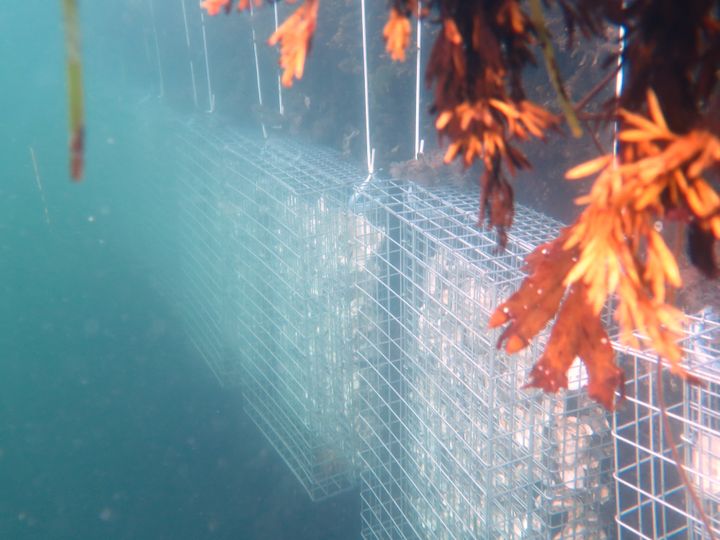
62, 0, 84, 181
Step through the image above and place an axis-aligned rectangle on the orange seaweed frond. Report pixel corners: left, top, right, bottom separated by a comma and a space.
563, 90, 720, 370
383, 8, 412, 62
434, 97, 557, 246
200, 0, 231, 16
491, 90, 720, 408
236, 0, 264, 11
437, 99, 558, 170
268, 0, 320, 87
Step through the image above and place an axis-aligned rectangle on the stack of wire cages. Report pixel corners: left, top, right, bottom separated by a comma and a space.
351, 177, 616, 539
614, 308, 720, 539
175, 120, 239, 385
175, 120, 370, 500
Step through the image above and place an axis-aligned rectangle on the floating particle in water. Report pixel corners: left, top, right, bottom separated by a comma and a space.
83, 319, 100, 336
207, 516, 220, 532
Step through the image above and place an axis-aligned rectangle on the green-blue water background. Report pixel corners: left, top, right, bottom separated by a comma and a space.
0, 2, 359, 538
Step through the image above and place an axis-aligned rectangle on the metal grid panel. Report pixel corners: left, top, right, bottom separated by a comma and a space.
167, 119, 718, 539
174, 123, 364, 500
351, 179, 615, 539
614, 310, 720, 539
175, 127, 238, 385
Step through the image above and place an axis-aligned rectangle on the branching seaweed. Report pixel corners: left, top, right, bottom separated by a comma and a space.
202, 2, 720, 534
204, 0, 720, 401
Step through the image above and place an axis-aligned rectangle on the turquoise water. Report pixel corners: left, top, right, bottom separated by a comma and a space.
0, 2, 358, 538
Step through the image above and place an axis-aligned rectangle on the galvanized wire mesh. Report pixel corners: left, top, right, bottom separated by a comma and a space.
614, 309, 720, 539
166, 118, 719, 539
175, 124, 237, 386
175, 122, 360, 500
351, 179, 615, 539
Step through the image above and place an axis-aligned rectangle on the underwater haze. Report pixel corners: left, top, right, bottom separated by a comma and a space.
1, 0, 638, 538
0, 1, 359, 539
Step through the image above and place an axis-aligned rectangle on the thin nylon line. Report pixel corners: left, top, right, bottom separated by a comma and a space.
181, 0, 198, 108
613, 25, 624, 157
414, 0, 423, 159
273, 2, 284, 116
190, 59, 198, 108
360, 0, 374, 174
249, 2, 267, 138
149, 0, 164, 98
200, 12, 215, 112
180, 0, 190, 48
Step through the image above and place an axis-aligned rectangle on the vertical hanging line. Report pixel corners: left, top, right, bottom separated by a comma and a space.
360, 0, 374, 175
273, 2, 284, 116
613, 24, 625, 158
180, 0, 190, 47
190, 61, 199, 109
249, 2, 268, 139
414, 0, 424, 160
201, 12, 216, 113
349, 0, 376, 208
29, 147, 51, 228
149, 0, 165, 98
180, 0, 199, 108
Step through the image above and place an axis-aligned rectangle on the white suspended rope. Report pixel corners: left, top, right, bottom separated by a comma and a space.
360, 0, 375, 175
180, 0, 190, 47
249, 2, 268, 138
349, 0, 377, 208
29, 147, 51, 228
200, 12, 216, 113
273, 2, 285, 116
180, 0, 199, 108
414, 0, 424, 159
189, 60, 199, 109
149, 0, 165, 98
613, 24, 625, 158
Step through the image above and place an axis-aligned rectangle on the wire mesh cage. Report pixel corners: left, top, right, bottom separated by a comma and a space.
614, 309, 720, 539
166, 117, 719, 539
175, 123, 238, 385
174, 122, 362, 500
351, 178, 615, 539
